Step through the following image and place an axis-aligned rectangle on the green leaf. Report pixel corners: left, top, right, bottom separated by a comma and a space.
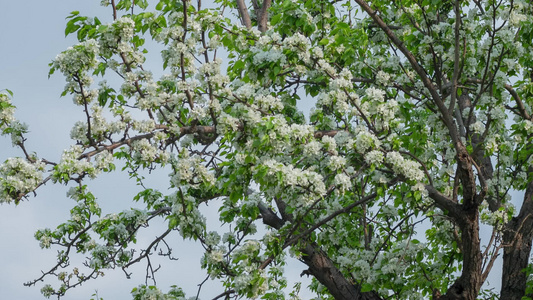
360, 283, 373, 292
271, 13, 282, 26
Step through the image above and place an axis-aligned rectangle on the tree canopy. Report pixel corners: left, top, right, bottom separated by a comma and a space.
2, 0, 533, 299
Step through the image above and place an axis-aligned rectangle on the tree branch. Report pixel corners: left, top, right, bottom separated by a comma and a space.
504, 83, 532, 120
257, 0, 272, 33
235, 0, 252, 29
425, 185, 460, 220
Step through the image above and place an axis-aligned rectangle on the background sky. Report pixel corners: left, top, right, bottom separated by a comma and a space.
0, 1, 311, 299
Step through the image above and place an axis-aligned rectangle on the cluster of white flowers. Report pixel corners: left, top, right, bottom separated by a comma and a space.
480, 201, 513, 230
163, 40, 197, 75
88, 244, 114, 269
53, 145, 95, 181
469, 121, 485, 134
316, 59, 337, 76
120, 70, 145, 97
330, 69, 353, 90
336, 238, 425, 295
375, 70, 392, 85
53, 39, 100, 76
282, 33, 310, 61
131, 139, 168, 163
386, 152, 425, 181
204, 231, 220, 247
234, 240, 261, 263
72, 88, 98, 106
71, 104, 122, 144
234, 82, 256, 99
252, 48, 286, 66
233, 270, 268, 297
333, 173, 352, 192
102, 221, 129, 242
7, 121, 28, 146
38, 233, 52, 249
168, 194, 207, 240
132, 119, 155, 133
0, 157, 46, 203
327, 155, 347, 171
321, 135, 337, 155
359, 87, 399, 130
197, 58, 229, 88
137, 88, 164, 111
316, 87, 346, 108
332, 91, 360, 118
94, 150, 114, 171
70, 121, 89, 144
157, 20, 184, 41
521, 119, 533, 134
92, 105, 113, 136
353, 128, 381, 153
216, 112, 240, 134
287, 124, 314, 141
99, 17, 138, 59
509, 7, 527, 26
260, 159, 326, 206
169, 152, 214, 186
375, 100, 398, 130
256, 94, 284, 112
303, 140, 322, 157
204, 247, 226, 271
365, 150, 384, 165
365, 87, 386, 102
228, 239, 269, 296
121, 208, 149, 228
130, 285, 166, 300
0, 93, 15, 130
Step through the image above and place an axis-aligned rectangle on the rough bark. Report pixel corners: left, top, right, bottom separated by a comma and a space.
438, 210, 483, 300
501, 179, 533, 300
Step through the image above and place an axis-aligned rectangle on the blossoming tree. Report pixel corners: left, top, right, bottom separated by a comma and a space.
2, 0, 533, 299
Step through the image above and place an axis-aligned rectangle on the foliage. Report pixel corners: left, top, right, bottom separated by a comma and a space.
2, 0, 533, 299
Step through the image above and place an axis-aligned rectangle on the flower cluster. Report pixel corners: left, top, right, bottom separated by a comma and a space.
53, 39, 99, 76
52, 145, 95, 182
0, 157, 45, 204
0, 92, 15, 130
386, 152, 425, 182
258, 159, 326, 207
131, 139, 169, 164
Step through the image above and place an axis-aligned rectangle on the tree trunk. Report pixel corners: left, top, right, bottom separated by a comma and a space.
501, 180, 533, 300
439, 209, 483, 300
